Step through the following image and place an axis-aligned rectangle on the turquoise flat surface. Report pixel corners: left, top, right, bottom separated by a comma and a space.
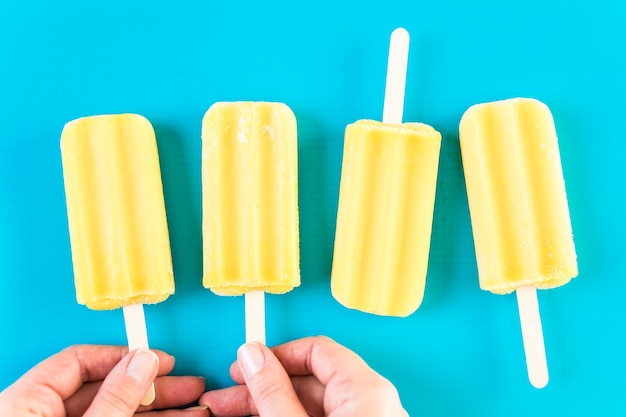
1, 1, 625, 415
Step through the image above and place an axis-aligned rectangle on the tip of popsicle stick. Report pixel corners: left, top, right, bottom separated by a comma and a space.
529, 370, 549, 389
391, 27, 410, 42
140, 383, 156, 406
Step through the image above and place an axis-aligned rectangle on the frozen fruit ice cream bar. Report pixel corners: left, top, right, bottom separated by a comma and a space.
331, 120, 441, 317
459, 97, 578, 294
61, 114, 174, 310
202, 101, 300, 296
460, 97, 578, 388
330, 28, 440, 317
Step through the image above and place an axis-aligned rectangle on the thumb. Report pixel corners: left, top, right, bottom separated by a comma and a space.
83, 349, 159, 417
238, 343, 308, 417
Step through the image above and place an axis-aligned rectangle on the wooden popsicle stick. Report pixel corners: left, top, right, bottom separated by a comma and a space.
516, 286, 549, 388
382, 27, 410, 124
245, 290, 266, 344
122, 303, 156, 405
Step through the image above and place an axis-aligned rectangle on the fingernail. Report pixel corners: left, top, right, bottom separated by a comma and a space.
185, 404, 210, 411
238, 343, 265, 378
126, 349, 159, 385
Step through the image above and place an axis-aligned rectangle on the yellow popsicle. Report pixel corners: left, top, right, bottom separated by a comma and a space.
459, 97, 579, 388
61, 114, 174, 310
331, 120, 441, 317
202, 102, 300, 296
459, 98, 578, 294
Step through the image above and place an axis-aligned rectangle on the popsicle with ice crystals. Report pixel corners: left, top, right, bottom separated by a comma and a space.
202, 101, 300, 343
331, 28, 442, 316
459, 97, 578, 388
61, 113, 174, 404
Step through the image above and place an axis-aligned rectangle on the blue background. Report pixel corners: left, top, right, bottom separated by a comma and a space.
1, 1, 624, 415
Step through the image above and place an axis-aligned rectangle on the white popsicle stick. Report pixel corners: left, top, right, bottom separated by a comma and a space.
122, 303, 156, 405
516, 286, 549, 388
245, 290, 266, 344
382, 27, 410, 124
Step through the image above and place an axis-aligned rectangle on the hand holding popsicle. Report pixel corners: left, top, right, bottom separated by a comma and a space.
0, 345, 208, 417
200, 336, 409, 417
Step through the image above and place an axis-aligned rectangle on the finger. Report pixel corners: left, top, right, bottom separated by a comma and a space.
15, 345, 174, 401
63, 380, 101, 416
64, 375, 206, 416
133, 406, 210, 417
228, 361, 244, 384
236, 343, 308, 417
200, 374, 324, 417
148, 376, 207, 410
234, 336, 377, 384
290, 376, 325, 417
228, 336, 368, 384
200, 385, 254, 417
272, 337, 407, 414
19, 345, 126, 401
83, 348, 159, 417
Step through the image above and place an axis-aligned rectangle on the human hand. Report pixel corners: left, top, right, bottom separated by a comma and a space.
0, 345, 209, 417
200, 336, 409, 417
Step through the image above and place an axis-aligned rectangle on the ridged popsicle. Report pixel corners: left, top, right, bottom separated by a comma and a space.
459, 98, 578, 294
202, 102, 300, 296
61, 114, 174, 310
331, 120, 441, 317
459, 97, 578, 389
